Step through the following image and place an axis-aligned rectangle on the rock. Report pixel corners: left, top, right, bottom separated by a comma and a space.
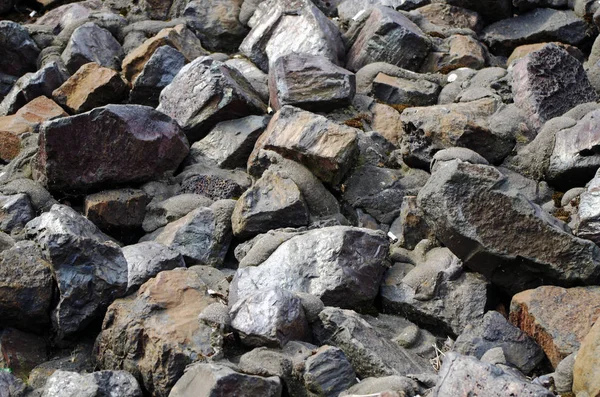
239, 0, 345, 72
225, 58, 269, 102
510, 285, 600, 368
190, 115, 269, 169
41, 370, 142, 397
96, 268, 222, 397
421, 35, 487, 74
303, 346, 357, 396
389, 196, 433, 250
143, 194, 213, 233
232, 170, 309, 239
34, 104, 189, 193
413, 3, 483, 32
513, 0, 568, 11
0, 371, 26, 397
157, 56, 266, 143
573, 319, 600, 397
0, 328, 47, 380
314, 307, 432, 378
431, 353, 554, 397
0, 193, 35, 235
575, 170, 600, 243
509, 42, 585, 65
184, 0, 248, 52
340, 376, 421, 396
230, 287, 310, 347
230, 226, 389, 311
24, 204, 128, 337
453, 311, 545, 375
381, 247, 489, 336
554, 353, 575, 395
235, 229, 302, 268
0, 241, 54, 331
122, 241, 185, 292
512, 44, 597, 131
121, 24, 206, 83
168, 363, 282, 397
52, 62, 128, 114
178, 165, 251, 200
153, 199, 235, 266
269, 53, 355, 111
249, 106, 358, 185
0, 178, 57, 213
27, 343, 95, 390
0, 21, 40, 77
369, 102, 403, 145
129, 45, 185, 107
417, 160, 600, 294
61, 22, 124, 74
346, 6, 431, 73
372, 73, 439, 107
482, 9, 589, 56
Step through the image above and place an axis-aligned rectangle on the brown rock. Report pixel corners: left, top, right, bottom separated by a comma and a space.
0, 328, 47, 380
508, 42, 585, 65
370, 103, 403, 145
416, 3, 483, 32
52, 63, 128, 114
573, 319, 600, 397
121, 24, 207, 83
510, 286, 600, 368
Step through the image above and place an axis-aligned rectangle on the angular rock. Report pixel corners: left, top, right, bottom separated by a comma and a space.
512, 44, 597, 131
24, 204, 128, 337
122, 241, 185, 292
573, 319, 600, 397
34, 105, 189, 193
61, 22, 124, 74
232, 170, 309, 239
414, 3, 483, 32
421, 34, 487, 74
239, 0, 345, 72
0, 21, 40, 77
454, 311, 545, 375
153, 199, 235, 266
0, 371, 27, 397
510, 285, 600, 368
372, 73, 439, 107
230, 226, 389, 310
157, 56, 266, 143
143, 194, 213, 233
0, 193, 35, 235
304, 346, 357, 396
341, 376, 421, 397
52, 62, 128, 114
41, 370, 142, 397
96, 268, 221, 397
178, 165, 251, 200
389, 196, 433, 250
417, 160, 600, 294
269, 53, 355, 111
225, 58, 269, 101
0, 328, 47, 380
346, 6, 431, 72
577, 172, 600, 244
554, 353, 575, 395
168, 363, 282, 397
249, 106, 358, 185
230, 287, 310, 347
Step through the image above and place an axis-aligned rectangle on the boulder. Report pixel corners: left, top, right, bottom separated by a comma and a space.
41, 370, 142, 397
0, 21, 39, 77
0, 193, 35, 235
34, 105, 189, 193
225, 58, 269, 101
143, 194, 213, 233
421, 34, 487, 74
573, 319, 600, 397
372, 73, 439, 107
303, 346, 357, 397
388, 196, 433, 250
61, 22, 124, 74
122, 241, 185, 292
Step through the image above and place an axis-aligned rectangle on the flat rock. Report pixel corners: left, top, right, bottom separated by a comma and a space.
414, 3, 483, 32
61, 22, 124, 74
372, 73, 439, 107
0, 21, 39, 77
573, 318, 600, 397
122, 241, 185, 292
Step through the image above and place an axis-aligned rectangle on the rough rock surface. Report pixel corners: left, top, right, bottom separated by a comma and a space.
61, 22, 124, 74
574, 319, 600, 397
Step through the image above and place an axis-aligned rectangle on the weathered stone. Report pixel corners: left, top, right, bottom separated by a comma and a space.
0, 370, 27, 397
0, 328, 47, 380
230, 226, 389, 311
303, 346, 357, 396
143, 194, 213, 233
232, 170, 309, 239
230, 287, 310, 347
554, 353, 575, 395
422, 35, 487, 74
414, 3, 483, 32
158, 56, 266, 143
41, 370, 143, 397
0, 21, 39, 77
178, 164, 251, 200
34, 105, 189, 193
576, 171, 600, 244
153, 199, 235, 266
512, 44, 597, 131
508, 42, 584, 65
96, 268, 222, 397
24, 204, 128, 337
168, 363, 282, 397
225, 58, 269, 102
372, 73, 439, 107
52, 63, 127, 114
249, 106, 358, 185
573, 319, 600, 397
239, 0, 345, 72
388, 196, 433, 250
269, 53, 355, 111
346, 6, 431, 73
417, 160, 600, 294
340, 376, 421, 397
122, 241, 185, 292
0, 193, 34, 235
61, 22, 124, 74
510, 285, 600, 368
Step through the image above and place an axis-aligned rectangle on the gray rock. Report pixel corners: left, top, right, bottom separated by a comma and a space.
24, 204, 128, 337
0, 73, 17, 102
178, 162, 252, 200
269, 53, 355, 111
129, 45, 186, 107
235, 228, 302, 268
454, 311, 545, 375
554, 353, 575, 394
346, 6, 431, 72
230, 226, 389, 311
225, 58, 269, 102
27, 343, 95, 390
431, 353, 554, 397
239, 0, 345, 72
482, 9, 589, 56
153, 199, 235, 266
143, 194, 214, 233
513, 0, 568, 12
372, 73, 439, 107
388, 196, 433, 250
0, 21, 40, 78
198, 302, 231, 327
41, 370, 142, 397
230, 287, 310, 347
0, 371, 26, 397
122, 241, 185, 292
303, 346, 357, 397
355, 61, 443, 96
336, 0, 404, 21
340, 376, 421, 396
158, 56, 266, 143
480, 347, 507, 366
0, 178, 57, 213
61, 22, 124, 74
417, 160, 600, 294
512, 44, 597, 131
576, 170, 600, 244
0, 193, 34, 235
430, 147, 489, 174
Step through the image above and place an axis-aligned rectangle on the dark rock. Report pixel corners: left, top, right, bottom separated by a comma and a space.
225, 58, 269, 102
445, 0, 511, 22
303, 346, 357, 396
40, 370, 142, 397
0, 193, 35, 235
513, 0, 568, 12
421, 34, 487, 74
179, 173, 246, 201
84, 189, 149, 232
372, 73, 439, 107
61, 22, 124, 74
142, 194, 214, 233
341, 376, 421, 396
413, 3, 483, 32
389, 196, 433, 250
0, 179, 57, 213
576, 171, 600, 244
123, 241, 185, 292
0, 328, 47, 380
0, 21, 40, 78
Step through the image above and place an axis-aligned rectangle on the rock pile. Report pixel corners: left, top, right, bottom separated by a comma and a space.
3, 0, 600, 396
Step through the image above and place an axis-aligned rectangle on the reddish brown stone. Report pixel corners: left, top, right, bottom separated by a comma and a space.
0, 328, 47, 380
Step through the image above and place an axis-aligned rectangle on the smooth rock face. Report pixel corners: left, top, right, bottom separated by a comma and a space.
61, 22, 124, 74
269, 53, 356, 111
122, 241, 185, 292
24, 204, 128, 337
230, 226, 389, 310
168, 363, 282, 397
573, 319, 600, 397
96, 268, 221, 397
41, 370, 143, 397
158, 56, 266, 142
34, 105, 189, 193
417, 160, 600, 294
0, 21, 40, 77
510, 286, 600, 368
512, 44, 597, 131
346, 6, 431, 72
431, 353, 554, 397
